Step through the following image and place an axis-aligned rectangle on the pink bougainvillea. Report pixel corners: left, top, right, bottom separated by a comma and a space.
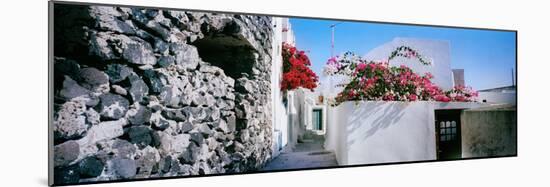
325, 46, 477, 105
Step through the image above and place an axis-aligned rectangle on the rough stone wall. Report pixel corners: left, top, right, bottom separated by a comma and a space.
461, 107, 517, 158
52, 4, 273, 184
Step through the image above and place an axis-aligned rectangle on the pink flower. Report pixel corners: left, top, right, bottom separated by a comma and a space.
327, 57, 337, 64
408, 94, 418, 101
383, 93, 395, 101
357, 63, 367, 71
434, 94, 451, 102
454, 95, 465, 102
424, 73, 434, 79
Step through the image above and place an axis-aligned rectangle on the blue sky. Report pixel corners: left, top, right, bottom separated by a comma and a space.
289, 18, 516, 90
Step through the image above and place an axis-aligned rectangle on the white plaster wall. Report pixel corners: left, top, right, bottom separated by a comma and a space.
326, 101, 489, 165
281, 20, 295, 45
477, 92, 516, 105
270, 17, 292, 155
364, 38, 453, 90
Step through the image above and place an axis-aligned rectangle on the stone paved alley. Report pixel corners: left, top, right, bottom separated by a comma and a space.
261, 132, 338, 171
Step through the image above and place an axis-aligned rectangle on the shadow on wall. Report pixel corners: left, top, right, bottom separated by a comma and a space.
346, 102, 406, 145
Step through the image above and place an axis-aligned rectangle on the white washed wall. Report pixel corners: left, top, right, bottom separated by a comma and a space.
364, 38, 453, 90
477, 92, 516, 105
270, 17, 292, 156
325, 101, 487, 165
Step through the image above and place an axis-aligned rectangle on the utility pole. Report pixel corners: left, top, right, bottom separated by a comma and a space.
330, 22, 342, 57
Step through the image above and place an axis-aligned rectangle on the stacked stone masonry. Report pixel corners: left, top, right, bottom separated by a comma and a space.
53, 4, 273, 184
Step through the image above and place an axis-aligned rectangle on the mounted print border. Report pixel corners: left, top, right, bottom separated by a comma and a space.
49, 1, 517, 186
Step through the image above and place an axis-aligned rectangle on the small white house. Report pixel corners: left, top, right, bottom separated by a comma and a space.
477, 86, 516, 105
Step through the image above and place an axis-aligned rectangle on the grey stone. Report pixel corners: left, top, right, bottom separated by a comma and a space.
127, 126, 153, 147
181, 121, 193, 132
240, 129, 250, 142
122, 36, 157, 65
199, 65, 223, 74
136, 146, 160, 177
225, 114, 236, 132
223, 77, 235, 87
204, 107, 220, 121
164, 11, 189, 27
186, 107, 206, 122
112, 139, 137, 159
159, 86, 181, 107
54, 57, 80, 81
191, 92, 206, 106
78, 67, 109, 91
161, 108, 187, 121
59, 76, 91, 101
224, 92, 235, 100
77, 119, 125, 147
111, 85, 128, 96
126, 74, 149, 103
158, 132, 191, 156
180, 143, 200, 164
169, 43, 200, 70
105, 64, 133, 83
88, 32, 156, 66
235, 78, 255, 93
111, 158, 137, 179
210, 88, 225, 98
138, 64, 154, 70
127, 104, 152, 125
85, 108, 100, 125
54, 140, 80, 167
206, 137, 219, 151
54, 165, 80, 185
78, 156, 104, 178
154, 118, 171, 131
213, 131, 226, 141
198, 123, 213, 135
89, 6, 136, 35
149, 112, 170, 130
143, 70, 164, 94
130, 10, 171, 41
190, 132, 204, 145
204, 94, 216, 107
97, 93, 130, 120
157, 56, 175, 68
154, 39, 170, 55
216, 119, 230, 133
145, 9, 159, 18
231, 152, 245, 161
54, 99, 88, 140
160, 156, 172, 173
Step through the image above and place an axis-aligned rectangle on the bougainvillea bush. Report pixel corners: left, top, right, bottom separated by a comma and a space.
324, 46, 478, 105
281, 43, 318, 92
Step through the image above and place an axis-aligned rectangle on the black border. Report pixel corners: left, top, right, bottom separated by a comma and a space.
48, 0, 518, 186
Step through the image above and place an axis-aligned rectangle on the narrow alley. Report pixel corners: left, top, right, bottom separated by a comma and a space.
261, 132, 338, 171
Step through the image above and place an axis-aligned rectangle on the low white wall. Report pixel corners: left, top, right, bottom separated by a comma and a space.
477, 92, 516, 105
325, 101, 487, 165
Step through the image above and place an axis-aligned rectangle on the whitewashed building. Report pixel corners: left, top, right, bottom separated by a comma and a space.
270, 17, 297, 157
269, 31, 516, 166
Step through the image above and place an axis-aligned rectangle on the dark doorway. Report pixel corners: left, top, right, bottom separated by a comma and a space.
312, 109, 323, 131
435, 109, 462, 160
